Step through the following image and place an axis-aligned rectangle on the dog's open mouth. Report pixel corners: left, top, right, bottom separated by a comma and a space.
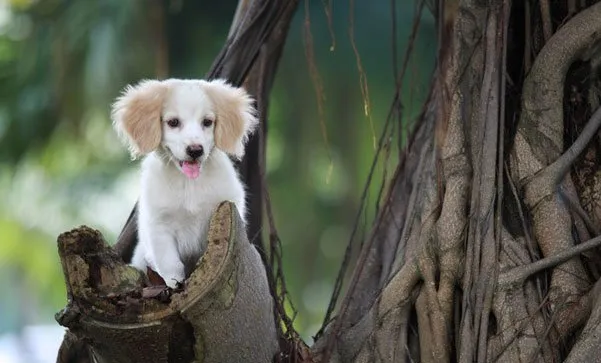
179, 160, 201, 179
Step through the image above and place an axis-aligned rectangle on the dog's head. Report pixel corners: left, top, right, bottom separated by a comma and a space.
111, 78, 257, 179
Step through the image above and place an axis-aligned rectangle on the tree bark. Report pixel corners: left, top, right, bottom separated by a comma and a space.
239, 0, 298, 257
310, 0, 601, 362
56, 203, 277, 363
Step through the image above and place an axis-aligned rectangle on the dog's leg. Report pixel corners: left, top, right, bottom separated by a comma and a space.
129, 243, 147, 271
144, 228, 185, 288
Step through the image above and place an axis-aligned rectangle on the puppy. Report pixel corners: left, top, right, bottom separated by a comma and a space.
111, 78, 257, 288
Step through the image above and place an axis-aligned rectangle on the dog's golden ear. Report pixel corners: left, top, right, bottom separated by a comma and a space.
111, 80, 167, 157
202, 79, 258, 158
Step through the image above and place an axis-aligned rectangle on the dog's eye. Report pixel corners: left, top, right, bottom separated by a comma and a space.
202, 118, 214, 128
166, 118, 180, 128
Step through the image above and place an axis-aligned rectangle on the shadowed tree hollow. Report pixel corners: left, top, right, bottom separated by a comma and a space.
55, 0, 601, 362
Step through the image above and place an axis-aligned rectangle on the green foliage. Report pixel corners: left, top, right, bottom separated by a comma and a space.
0, 218, 65, 308
0, 0, 436, 340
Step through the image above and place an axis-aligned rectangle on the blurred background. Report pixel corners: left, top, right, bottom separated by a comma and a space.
0, 0, 436, 361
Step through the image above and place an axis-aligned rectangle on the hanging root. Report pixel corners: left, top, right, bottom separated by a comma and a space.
313, 2, 601, 363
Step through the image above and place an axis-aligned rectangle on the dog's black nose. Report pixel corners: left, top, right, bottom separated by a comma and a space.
186, 144, 204, 159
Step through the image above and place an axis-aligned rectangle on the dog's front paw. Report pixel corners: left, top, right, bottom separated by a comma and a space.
158, 263, 185, 289
165, 277, 184, 289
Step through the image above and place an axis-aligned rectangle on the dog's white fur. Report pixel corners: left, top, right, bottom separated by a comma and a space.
112, 78, 257, 288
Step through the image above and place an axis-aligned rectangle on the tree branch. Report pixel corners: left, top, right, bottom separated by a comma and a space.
508, 2, 601, 347
544, 106, 601, 186
499, 234, 601, 288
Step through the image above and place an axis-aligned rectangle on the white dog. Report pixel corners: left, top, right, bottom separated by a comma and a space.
111, 78, 257, 288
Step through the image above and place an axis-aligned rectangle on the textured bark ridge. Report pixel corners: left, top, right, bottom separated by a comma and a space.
55, 202, 278, 363
310, 1, 601, 362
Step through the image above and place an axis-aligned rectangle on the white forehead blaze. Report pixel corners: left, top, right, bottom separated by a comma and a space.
162, 82, 214, 121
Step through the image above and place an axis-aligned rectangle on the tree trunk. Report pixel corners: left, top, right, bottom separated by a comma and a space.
56, 203, 277, 363
311, 1, 601, 362
55, 0, 601, 362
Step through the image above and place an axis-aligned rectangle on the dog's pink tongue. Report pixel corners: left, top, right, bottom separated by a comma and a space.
181, 161, 200, 179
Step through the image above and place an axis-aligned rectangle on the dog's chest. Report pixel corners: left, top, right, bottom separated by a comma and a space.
140, 153, 243, 258
151, 178, 224, 256
156, 176, 223, 218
